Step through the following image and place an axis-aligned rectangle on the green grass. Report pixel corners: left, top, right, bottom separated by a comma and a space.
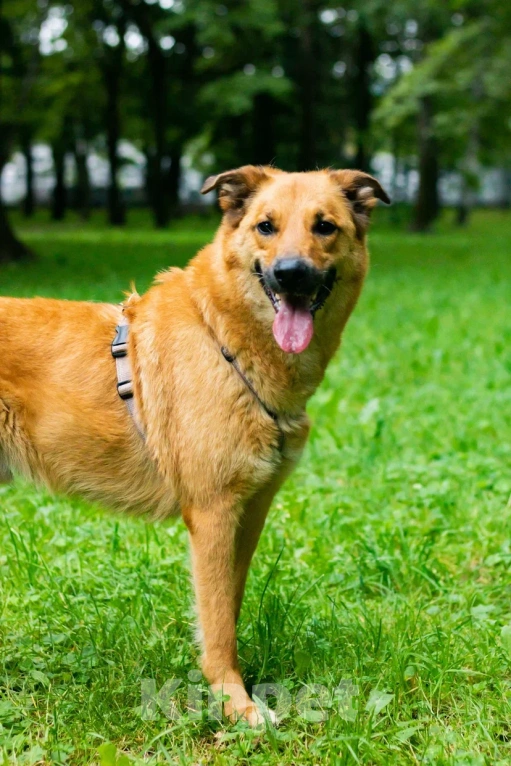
1, 209, 510, 765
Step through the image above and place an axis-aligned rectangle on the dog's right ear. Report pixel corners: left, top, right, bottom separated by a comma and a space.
200, 165, 269, 221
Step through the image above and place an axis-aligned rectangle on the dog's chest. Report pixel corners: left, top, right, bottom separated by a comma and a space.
229, 408, 309, 493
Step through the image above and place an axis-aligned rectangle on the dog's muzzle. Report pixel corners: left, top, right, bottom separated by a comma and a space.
254, 259, 337, 355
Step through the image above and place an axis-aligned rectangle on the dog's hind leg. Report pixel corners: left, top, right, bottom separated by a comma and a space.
184, 496, 269, 727
0, 397, 16, 484
0, 449, 12, 484
0, 397, 12, 484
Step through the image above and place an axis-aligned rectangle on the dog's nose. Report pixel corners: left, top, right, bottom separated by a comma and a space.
270, 258, 322, 295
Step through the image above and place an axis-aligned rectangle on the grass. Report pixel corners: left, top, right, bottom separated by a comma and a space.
0, 208, 510, 765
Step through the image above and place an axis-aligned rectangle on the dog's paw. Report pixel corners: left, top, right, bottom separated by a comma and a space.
210, 682, 278, 728
243, 699, 278, 728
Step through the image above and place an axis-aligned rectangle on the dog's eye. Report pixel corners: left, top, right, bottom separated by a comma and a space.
256, 221, 275, 236
314, 220, 338, 236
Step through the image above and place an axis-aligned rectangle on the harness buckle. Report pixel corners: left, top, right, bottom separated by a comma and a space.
111, 324, 129, 358
117, 380, 134, 400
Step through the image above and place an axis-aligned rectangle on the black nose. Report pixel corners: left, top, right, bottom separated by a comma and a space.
269, 258, 322, 295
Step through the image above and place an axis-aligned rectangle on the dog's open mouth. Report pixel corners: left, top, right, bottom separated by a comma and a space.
254, 260, 337, 354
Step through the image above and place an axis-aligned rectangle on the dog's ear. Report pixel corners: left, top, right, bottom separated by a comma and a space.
331, 170, 390, 238
200, 165, 269, 222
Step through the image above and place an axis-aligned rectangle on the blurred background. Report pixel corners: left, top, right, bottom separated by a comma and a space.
1, 0, 510, 262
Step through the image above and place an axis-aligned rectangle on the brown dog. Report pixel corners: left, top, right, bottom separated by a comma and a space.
0, 166, 389, 724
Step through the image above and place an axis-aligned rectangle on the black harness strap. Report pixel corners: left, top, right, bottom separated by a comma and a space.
221, 346, 285, 452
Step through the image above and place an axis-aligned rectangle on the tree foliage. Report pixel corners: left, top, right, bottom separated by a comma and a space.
1, 0, 510, 255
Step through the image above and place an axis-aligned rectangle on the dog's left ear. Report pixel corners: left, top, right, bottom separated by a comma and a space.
331, 170, 390, 238
200, 165, 269, 222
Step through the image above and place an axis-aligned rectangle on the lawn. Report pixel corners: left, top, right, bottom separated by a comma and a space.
0, 209, 510, 765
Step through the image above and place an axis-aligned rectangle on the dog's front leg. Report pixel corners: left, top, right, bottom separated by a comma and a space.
184, 497, 265, 726
233, 458, 296, 623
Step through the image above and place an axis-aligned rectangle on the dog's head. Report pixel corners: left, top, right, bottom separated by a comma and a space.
201, 166, 390, 354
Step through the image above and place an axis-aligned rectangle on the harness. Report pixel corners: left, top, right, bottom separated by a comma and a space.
111, 319, 286, 450
111, 317, 145, 439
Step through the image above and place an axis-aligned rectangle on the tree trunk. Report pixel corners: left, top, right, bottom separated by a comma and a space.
455, 202, 469, 226
105, 70, 126, 226
455, 78, 481, 227
21, 136, 35, 217
353, 22, 374, 172
0, 4, 35, 260
117, 0, 169, 226
73, 138, 91, 220
120, 0, 193, 227
167, 146, 182, 215
297, 0, 317, 171
143, 146, 155, 211
51, 145, 67, 221
152, 156, 170, 228
103, 33, 126, 227
455, 172, 471, 227
0, 202, 33, 262
252, 93, 276, 166
0, 152, 33, 262
411, 97, 440, 232
97, 19, 126, 227
389, 134, 401, 225
149, 46, 170, 228
500, 168, 511, 209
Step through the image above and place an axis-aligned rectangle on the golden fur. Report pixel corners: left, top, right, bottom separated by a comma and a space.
0, 166, 388, 725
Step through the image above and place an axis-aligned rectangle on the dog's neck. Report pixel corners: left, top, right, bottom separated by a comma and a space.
187, 239, 363, 417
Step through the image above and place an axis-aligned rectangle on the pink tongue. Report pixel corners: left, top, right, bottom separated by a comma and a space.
272, 298, 314, 354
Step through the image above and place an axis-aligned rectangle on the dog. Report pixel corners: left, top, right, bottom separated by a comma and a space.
0, 166, 389, 725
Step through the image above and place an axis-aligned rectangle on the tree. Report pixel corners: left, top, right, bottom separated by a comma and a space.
119, 0, 200, 226
61, 0, 129, 225
20, 126, 35, 217
373, 3, 462, 230
94, 2, 127, 225
195, 0, 292, 170
30, 3, 99, 222
2, 0, 509, 238
375, 2, 511, 228
0, 0, 41, 261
